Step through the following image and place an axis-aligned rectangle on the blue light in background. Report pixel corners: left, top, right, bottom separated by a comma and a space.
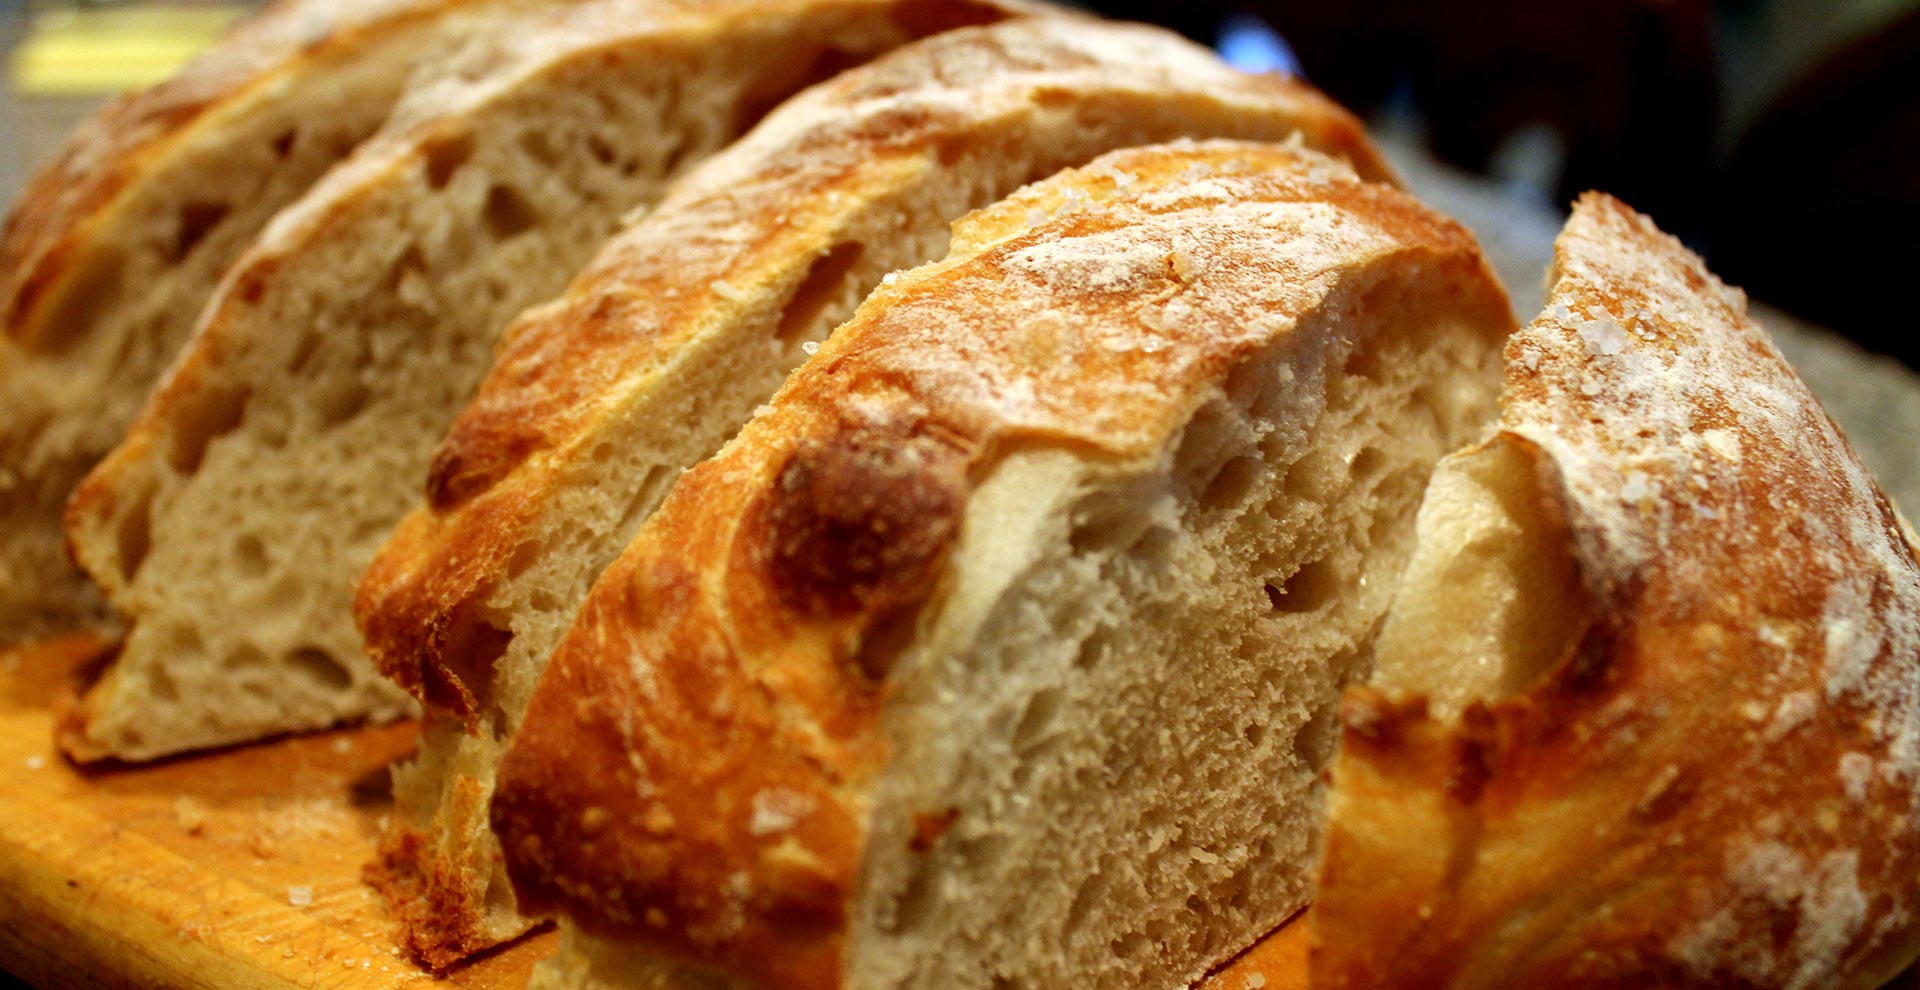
1217, 12, 1302, 77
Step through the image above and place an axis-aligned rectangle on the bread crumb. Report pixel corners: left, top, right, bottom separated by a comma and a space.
712, 279, 742, 301
286, 885, 313, 907
174, 797, 208, 835
1246, 974, 1267, 989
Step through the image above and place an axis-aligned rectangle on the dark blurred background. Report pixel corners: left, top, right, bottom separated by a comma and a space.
1, 0, 1916, 368
1082, 0, 1919, 368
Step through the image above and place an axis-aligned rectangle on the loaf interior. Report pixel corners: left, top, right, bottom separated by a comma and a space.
374, 25, 1384, 959
0, 10, 480, 641
536, 267, 1503, 990
62, 36, 766, 760
1367, 433, 1590, 712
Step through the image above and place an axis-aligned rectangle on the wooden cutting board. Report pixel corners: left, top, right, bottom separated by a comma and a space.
0, 634, 1306, 990
0, 635, 555, 990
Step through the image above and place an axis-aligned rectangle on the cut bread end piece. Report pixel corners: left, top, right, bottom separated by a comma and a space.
489, 141, 1513, 990
0, 0, 578, 645
56, 0, 1029, 765
351, 18, 1391, 966
1310, 194, 1920, 990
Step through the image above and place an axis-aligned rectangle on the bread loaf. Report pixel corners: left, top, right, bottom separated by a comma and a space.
1309, 194, 1920, 989
354, 18, 1388, 967
57, 0, 1027, 762
489, 140, 1514, 990
0, 0, 607, 643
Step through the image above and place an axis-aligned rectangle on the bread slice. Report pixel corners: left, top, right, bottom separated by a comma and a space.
354, 18, 1391, 967
57, 0, 1029, 763
0, 0, 617, 644
489, 141, 1514, 990
1310, 194, 1920, 989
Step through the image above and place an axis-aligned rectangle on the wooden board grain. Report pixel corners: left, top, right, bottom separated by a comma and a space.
0, 635, 554, 990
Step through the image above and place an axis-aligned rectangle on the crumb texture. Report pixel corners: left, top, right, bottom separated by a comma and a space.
354, 16, 1382, 965
491, 140, 1511, 990
59, 0, 1017, 764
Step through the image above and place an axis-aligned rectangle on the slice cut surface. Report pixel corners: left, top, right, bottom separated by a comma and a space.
0, 0, 602, 642
352, 17, 1391, 965
490, 140, 1513, 990
57, 0, 1027, 764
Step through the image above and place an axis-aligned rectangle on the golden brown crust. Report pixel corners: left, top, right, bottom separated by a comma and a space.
1310, 194, 1920, 990
355, 18, 1384, 727
0, 0, 466, 348
491, 140, 1511, 988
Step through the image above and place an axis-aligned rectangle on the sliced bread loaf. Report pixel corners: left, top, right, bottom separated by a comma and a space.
353, 18, 1389, 966
0, 0, 601, 643
489, 140, 1514, 990
58, 0, 1028, 762
1310, 195, 1920, 989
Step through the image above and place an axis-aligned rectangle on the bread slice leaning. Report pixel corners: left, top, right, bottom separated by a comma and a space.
0, 0, 607, 643
354, 18, 1391, 967
1310, 194, 1920, 989
489, 141, 1514, 990
57, 0, 1029, 763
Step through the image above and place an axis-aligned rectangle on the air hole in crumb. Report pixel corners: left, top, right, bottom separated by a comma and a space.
482, 184, 539, 240
224, 644, 268, 671
1351, 447, 1387, 485
506, 540, 542, 580
1010, 687, 1063, 755
1069, 499, 1152, 556
955, 831, 1009, 871
889, 856, 939, 934
313, 376, 370, 427
1343, 336, 1387, 383
115, 487, 155, 582
31, 247, 123, 355
1291, 701, 1339, 771
517, 129, 560, 167
1200, 455, 1262, 511
1064, 869, 1105, 934
234, 534, 269, 578
270, 128, 297, 158
1110, 930, 1151, 960
168, 383, 250, 475
287, 646, 353, 691
1074, 627, 1116, 670
171, 202, 230, 261
147, 665, 179, 702
585, 133, 617, 166
775, 241, 864, 345
1241, 719, 1267, 747
1284, 446, 1341, 502
1265, 559, 1334, 614
422, 130, 475, 189
1172, 400, 1238, 494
